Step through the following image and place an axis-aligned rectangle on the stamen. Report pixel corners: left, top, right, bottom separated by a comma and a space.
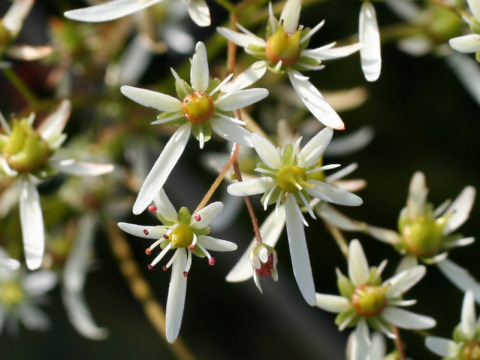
208, 257, 216, 266
147, 265, 153, 270
183, 271, 188, 277
164, 249, 179, 270
148, 205, 157, 212
194, 214, 201, 221
143, 229, 149, 235
149, 239, 163, 251
197, 243, 213, 265
184, 250, 193, 274
163, 266, 168, 272
298, 191, 316, 219
163, 235, 169, 239
150, 243, 172, 267
145, 248, 152, 255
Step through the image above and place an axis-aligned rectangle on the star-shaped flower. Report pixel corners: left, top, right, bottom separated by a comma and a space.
0, 101, 114, 270
65, 0, 211, 27
121, 41, 268, 215
316, 240, 436, 360
217, 0, 361, 129
227, 128, 362, 304
118, 189, 237, 342
449, 0, 480, 60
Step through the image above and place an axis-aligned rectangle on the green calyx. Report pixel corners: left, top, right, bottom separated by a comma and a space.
2, 119, 51, 172
266, 25, 302, 66
352, 284, 387, 318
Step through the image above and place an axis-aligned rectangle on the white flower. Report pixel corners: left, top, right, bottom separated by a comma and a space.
449, 0, 480, 56
426, 291, 479, 359
0, 101, 114, 270
359, 1, 381, 81
316, 240, 436, 360
118, 189, 237, 343
0, 268, 57, 335
217, 0, 361, 129
121, 41, 268, 215
64, 0, 211, 27
227, 128, 362, 305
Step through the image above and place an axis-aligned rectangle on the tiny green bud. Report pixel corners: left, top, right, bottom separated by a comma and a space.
352, 284, 387, 318
400, 216, 448, 257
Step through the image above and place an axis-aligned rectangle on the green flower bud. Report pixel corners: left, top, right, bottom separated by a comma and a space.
266, 25, 302, 66
352, 284, 387, 318
2, 119, 50, 172
400, 215, 448, 257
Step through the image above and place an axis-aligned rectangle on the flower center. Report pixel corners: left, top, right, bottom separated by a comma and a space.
266, 26, 302, 66
2, 119, 50, 172
400, 216, 447, 258
278, 165, 307, 193
0, 281, 24, 306
169, 224, 194, 248
182, 91, 215, 124
463, 341, 480, 360
352, 284, 387, 318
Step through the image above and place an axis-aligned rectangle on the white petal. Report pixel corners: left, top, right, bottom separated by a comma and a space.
395, 254, 418, 274
468, 0, 480, 20
280, 0, 301, 33
153, 189, 178, 223
188, 0, 211, 27
215, 88, 268, 111
0, 180, 20, 217
37, 100, 71, 143
216, 27, 265, 48
315, 203, 364, 231
315, 293, 350, 313
450, 34, 480, 53
117, 223, 166, 239
0, 258, 20, 271
2, 0, 34, 34
165, 249, 188, 343
190, 42, 209, 92
287, 69, 344, 129
359, 1, 381, 82
384, 0, 421, 22
447, 53, 480, 107
251, 133, 281, 169
19, 177, 44, 270
192, 202, 223, 228
298, 127, 333, 168
23, 271, 57, 295
52, 159, 114, 176
285, 195, 316, 305
227, 177, 276, 197
133, 123, 191, 215
209, 117, 253, 147
303, 42, 362, 61
364, 224, 401, 245
384, 265, 426, 298
461, 291, 476, 340
64, 0, 163, 22
348, 240, 369, 287
406, 171, 428, 219
443, 186, 475, 234
198, 236, 237, 251
325, 126, 374, 157
382, 307, 436, 329
226, 206, 285, 282
352, 320, 371, 360
19, 304, 50, 331
306, 180, 363, 206
121, 86, 182, 112
7, 45, 52, 61
221, 61, 268, 92
436, 259, 480, 304
425, 337, 461, 358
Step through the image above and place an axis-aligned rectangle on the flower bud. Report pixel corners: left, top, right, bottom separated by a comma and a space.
352, 284, 387, 318
266, 25, 302, 66
250, 244, 278, 293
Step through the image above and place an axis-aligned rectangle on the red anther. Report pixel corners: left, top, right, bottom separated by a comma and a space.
194, 214, 201, 221
147, 264, 153, 270
188, 245, 195, 250
163, 234, 169, 239
183, 271, 188, 278
208, 257, 216, 266
143, 229, 149, 235
162, 266, 168, 272
145, 248, 152, 255
148, 205, 157, 213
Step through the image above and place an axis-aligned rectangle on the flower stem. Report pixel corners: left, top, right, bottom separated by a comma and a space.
1, 67, 38, 110
106, 221, 196, 360
393, 326, 407, 360
325, 223, 349, 260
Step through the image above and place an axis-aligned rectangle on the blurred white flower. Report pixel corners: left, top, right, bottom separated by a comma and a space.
449, 0, 480, 57
359, 1, 381, 81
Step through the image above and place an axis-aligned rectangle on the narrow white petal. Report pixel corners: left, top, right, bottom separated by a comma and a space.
188, 0, 211, 27
227, 177, 276, 197
395, 254, 418, 274
287, 69, 344, 129
352, 320, 371, 360
325, 126, 374, 157
37, 100, 71, 142
446, 53, 480, 107
251, 133, 281, 169
443, 186, 476, 234
0, 258, 20, 271
382, 307, 436, 329
165, 249, 188, 343
298, 127, 333, 168
19, 304, 50, 331
285, 195, 316, 305
198, 236, 237, 252
210, 117, 253, 147
190, 42, 209, 92
315, 293, 350, 313
153, 189, 178, 223
450, 34, 480, 53
359, 1, 381, 82
384, 0, 421, 22
216, 27, 265, 48
303, 43, 362, 61
0, 180, 20, 217
7, 45, 51, 61
384, 265, 426, 298
280, 0, 301, 33
2, 0, 34, 34
425, 337, 461, 357
121, 86, 182, 112
215, 88, 268, 111
117, 223, 165, 239
306, 180, 363, 206
348, 240, 370, 287
133, 123, 191, 215
436, 259, 480, 304
192, 202, 223, 228
226, 206, 285, 282
364, 224, 401, 245
19, 177, 44, 270
53, 159, 114, 176
406, 171, 428, 219
221, 61, 268, 92
315, 203, 364, 231
64, 0, 163, 22
467, 0, 480, 20
461, 291, 476, 340
23, 271, 57, 295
